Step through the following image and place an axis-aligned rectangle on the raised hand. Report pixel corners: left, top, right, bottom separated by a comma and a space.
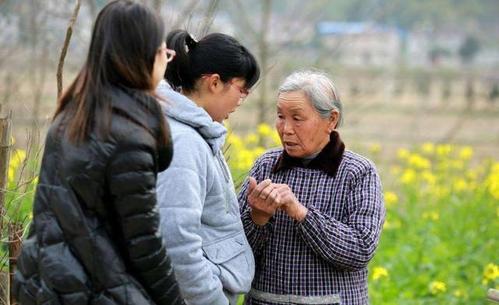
247, 177, 283, 225
273, 183, 308, 222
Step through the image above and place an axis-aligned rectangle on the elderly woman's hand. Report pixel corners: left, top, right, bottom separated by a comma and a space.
248, 177, 283, 225
274, 184, 308, 222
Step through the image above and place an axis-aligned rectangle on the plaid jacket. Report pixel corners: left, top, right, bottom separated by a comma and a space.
239, 139, 385, 305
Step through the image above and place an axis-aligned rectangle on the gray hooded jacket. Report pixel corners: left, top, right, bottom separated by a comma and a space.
156, 81, 255, 305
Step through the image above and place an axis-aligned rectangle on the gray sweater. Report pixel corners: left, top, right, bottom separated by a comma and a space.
156, 81, 255, 305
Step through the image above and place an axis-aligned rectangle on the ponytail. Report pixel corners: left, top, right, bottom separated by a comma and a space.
164, 30, 198, 91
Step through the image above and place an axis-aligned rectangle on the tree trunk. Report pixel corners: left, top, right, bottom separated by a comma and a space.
257, 0, 271, 126
0, 114, 12, 305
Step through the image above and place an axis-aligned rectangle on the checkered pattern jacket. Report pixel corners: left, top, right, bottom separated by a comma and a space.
239, 145, 385, 305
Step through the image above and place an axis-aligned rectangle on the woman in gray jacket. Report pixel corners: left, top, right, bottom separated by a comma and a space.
156, 30, 260, 305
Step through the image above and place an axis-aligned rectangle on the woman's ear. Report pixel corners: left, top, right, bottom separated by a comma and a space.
206, 73, 223, 94
328, 110, 340, 132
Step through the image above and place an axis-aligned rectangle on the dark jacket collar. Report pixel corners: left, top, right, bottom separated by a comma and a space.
272, 131, 345, 177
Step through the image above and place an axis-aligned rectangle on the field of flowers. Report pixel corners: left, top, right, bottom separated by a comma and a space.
3, 124, 498, 304
227, 124, 498, 305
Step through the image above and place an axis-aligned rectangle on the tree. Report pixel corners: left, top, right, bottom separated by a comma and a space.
458, 35, 480, 64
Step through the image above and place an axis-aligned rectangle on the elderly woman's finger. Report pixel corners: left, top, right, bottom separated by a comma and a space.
248, 177, 257, 193
259, 183, 278, 200
274, 184, 291, 195
265, 188, 280, 205
249, 179, 272, 199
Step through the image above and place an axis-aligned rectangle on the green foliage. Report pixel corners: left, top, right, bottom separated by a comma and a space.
369, 144, 499, 304
1, 147, 40, 272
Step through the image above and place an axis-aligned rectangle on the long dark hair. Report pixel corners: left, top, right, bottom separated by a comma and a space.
54, 0, 165, 143
165, 30, 260, 92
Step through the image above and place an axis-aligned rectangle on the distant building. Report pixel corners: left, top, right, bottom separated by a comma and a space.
316, 21, 404, 67
406, 29, 463, 67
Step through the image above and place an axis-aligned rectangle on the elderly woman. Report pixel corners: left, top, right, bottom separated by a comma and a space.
238, 70, 385, 305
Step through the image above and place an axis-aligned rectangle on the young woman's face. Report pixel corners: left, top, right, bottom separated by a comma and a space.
209, 77, 248, 122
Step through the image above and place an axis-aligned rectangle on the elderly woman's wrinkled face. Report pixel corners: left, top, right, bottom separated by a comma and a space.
276, 90, 337, 158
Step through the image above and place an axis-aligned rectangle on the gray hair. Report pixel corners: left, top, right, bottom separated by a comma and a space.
278, 70, 343, 127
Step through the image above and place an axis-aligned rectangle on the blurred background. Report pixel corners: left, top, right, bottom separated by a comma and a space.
0, 1, 498, 304
1, 0, 499, 155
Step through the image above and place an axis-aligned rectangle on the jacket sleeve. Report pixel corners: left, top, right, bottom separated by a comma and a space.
157, 134, 229, 305
238, 157, 273, 258
296, 166, 385, 271
108, 135, 185, 305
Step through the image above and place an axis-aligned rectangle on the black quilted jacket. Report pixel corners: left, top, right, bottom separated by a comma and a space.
13, 86, 185, 305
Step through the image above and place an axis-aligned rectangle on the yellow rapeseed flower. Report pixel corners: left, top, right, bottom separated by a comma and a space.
453, 178, 468, 192
483, 263, 499, 285
489, 178, 499, 200
252, 147, 266, 160
459, 146, 473, 160
429, 281, 447, 295
227, 134, 243, 150
257, 123, 272, 137
397, 148, 410, 160
450, 160, 464, 170
271, 132, 281, 146
368, 143, 381, 154
421, 142, 435, 155
236, 149, 254, 171
245, 134, 259, 145
421, 171, 437, 186
453, 289, 465, 298
408, 154, 431, 170
422, 211, 439, 221
10, 149, 27, 169
487, 163, 499, 200
8, 167, 15, 182
372, 267, 389, 281
384, 191, 398, 207
436, 144, 452, 157
431, 185, 450, 199
465, 170, 478, 181
401, 169, 416, 185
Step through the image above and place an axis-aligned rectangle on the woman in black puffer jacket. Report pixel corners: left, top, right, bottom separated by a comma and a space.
13, 1, 184, 304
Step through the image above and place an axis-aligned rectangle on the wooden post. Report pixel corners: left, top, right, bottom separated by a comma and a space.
0, 113, 12, 304
0, 113, 12, 230
8, 223, 23, 305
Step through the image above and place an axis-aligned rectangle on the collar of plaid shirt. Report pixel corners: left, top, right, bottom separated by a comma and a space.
272, 130, 345, 177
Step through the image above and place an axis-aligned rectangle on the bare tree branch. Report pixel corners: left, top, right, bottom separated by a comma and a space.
153, 0, 163, 12
230, 0, 258, 41
86, 0, 98, 19
57, 0, 81, 99
172, 0, 200, 29
198, 0, 219, 37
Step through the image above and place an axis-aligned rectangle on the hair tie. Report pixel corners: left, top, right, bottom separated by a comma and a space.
185, 33, 198, 53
